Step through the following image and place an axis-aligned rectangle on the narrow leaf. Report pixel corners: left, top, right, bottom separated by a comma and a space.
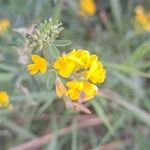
91, 101, 114, 135
48, 44, 60, 59
54, 40, 72, 47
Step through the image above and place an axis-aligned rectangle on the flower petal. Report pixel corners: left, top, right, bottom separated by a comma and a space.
27, 64, 38, 75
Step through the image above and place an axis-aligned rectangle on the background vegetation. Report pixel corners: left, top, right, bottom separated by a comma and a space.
0, 0, 150, 149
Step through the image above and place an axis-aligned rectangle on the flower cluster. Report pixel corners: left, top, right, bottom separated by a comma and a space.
26, 19, 106, 113
53, 49, 106, 101
28, 19, 63, 51
134, 5, 150, 31
79, 0, 96, 16
0, 19, 10, 35
0, 91, 12, 109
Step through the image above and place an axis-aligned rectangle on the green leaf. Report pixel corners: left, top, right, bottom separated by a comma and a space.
11, 91, 56, 102
106, 62, 150, 78
0, 73, 14, 82
91, 100, 114, 135
37, 96, 55, 114
52, 1, 62, 22
110, 0, 122, 29
48, 44, 60, 59
45, 118, 58, 150
54, 40, 72, 47
0, 64, 18, 72
128, 40, 150, 64
2, 120, 35, 140
45, 70, 56, 90
71, 120, 78, 150
100, 115, 126, 144
100, 90, 150, 126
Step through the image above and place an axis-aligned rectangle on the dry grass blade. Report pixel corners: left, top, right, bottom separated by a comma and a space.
99, 89, 150, 126
92, 141, 122, 150
9, 116, 101, 150
91, 138, 131, 150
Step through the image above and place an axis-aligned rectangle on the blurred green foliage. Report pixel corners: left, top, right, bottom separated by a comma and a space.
0, 0, 150, 150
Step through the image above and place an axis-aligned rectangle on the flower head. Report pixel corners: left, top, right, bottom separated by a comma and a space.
53, 49, 106, 83
53, 54, 75, 78
28, 19, 64, 51
83, 61, 106, 83
27, 54, 48, 75
134, 5, 150, 31
54, 49, 106, 103
0, 19, 10, 35
67, 49, 90, 70
0, 91, 12, 109
79, 0, 96, 16
66, 80, 98, 101
66, 80, 83, 100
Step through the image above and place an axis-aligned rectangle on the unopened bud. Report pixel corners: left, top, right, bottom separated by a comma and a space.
55, 77, 67, 97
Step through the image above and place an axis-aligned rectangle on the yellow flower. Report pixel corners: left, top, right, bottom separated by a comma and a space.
27, 54, 48, 75
66, 80, 98, 101
66, 80, 83, 100
53, 54, 75, 78
82, 81, 98, 100
0, 91, 12, 109
83, 61, 106, 84
67, 49, 90, 70
0, 19, 10, 35
53, 50, 90, 78
134, 5, 144, 15
134, 5, 150, 31
79, 0, 96, 16
53, 49, 106, 82
53, 49, 106, 102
